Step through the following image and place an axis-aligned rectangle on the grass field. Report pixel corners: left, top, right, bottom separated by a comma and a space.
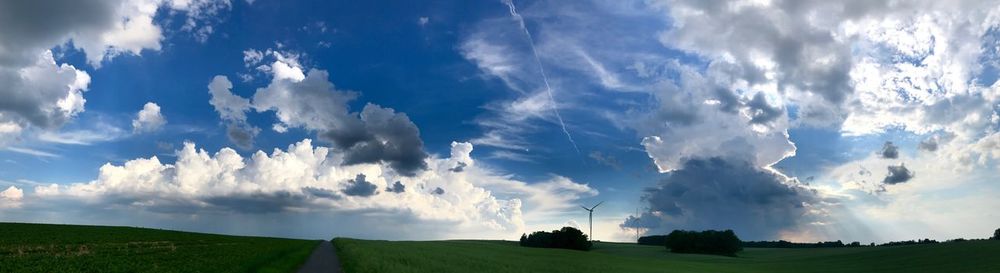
332, 238, 1000, 273
0, 222, 318, 273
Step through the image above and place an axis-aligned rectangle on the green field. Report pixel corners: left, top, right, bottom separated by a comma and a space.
332, 238, 1000, 273
0, 223, 318, 273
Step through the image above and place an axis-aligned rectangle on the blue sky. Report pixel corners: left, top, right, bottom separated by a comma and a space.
1, 0, 999, 242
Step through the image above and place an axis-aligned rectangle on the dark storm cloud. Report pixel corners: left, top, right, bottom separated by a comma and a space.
619, 212, 661, 229
432, 187, 445, 195
747, 92, 783, 124
626, 157, 818, 240
321, 104, 429, 177
302, 187, 342, 199
386, 181, 406, 193
713, 86, 742, 113
342, 174, 378, 197
588, 151, 621, 170
204, 191, 306, 214
879, 141, 899, 159
448, 162, 467, 173
883, 164, 914, 185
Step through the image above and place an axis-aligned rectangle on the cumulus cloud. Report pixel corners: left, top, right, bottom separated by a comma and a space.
208, 76, 251, 122
208, 75, 259, 149
637, 65, 796, 172
0, 51, 89, 134
132, 102, 166, 133
250, 56, 429, 176
879, 141, 899, 159
628, 157, 820, 240
883, 164, 915, 185
0, 186, 23, 209
21, 139, 594, 238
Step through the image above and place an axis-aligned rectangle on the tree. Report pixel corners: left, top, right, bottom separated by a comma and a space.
519, 226, 592, 251
637, 235, 668, 246
664, 229, 742, 256
992, 228, 999, 240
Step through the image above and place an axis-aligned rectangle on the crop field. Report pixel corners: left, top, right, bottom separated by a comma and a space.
332, 238, 1000, 273
0, 223, 318, 273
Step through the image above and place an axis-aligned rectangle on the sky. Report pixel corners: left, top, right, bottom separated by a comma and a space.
1, 0, 999, 243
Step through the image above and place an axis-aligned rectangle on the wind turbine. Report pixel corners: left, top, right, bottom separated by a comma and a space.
581, 201, 604, 242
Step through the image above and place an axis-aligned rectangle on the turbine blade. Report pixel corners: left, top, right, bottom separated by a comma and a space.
592, 201, 605, 210
581, 205, 590, 211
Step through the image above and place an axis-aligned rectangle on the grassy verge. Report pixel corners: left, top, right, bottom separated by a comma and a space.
333, 238, 1000, 273
0, 222, 318, 273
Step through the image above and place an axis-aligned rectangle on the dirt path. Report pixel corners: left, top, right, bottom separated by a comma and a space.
297, 241, 342, 273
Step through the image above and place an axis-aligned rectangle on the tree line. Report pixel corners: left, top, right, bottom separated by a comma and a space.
638, 228, 1000, 253
519, 226, 592, 251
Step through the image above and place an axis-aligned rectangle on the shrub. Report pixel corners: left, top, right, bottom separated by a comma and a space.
519, 226, 591, 251
637, 235, 668, 246
664, 229, 742, 256
993, 228, 1000, 240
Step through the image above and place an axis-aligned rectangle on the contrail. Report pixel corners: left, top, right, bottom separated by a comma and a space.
502, 0, 580, 154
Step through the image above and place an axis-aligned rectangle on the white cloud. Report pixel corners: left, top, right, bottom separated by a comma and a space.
269, 51, 306, 82
38, 127, 126, 146
242, 49, 264, 68
132, 102, 166, 133
460, 37, 529, 94
28, 139, 594, 239
418, 17, 430, 26
34, 184, 60, 197
208, 76, 252, 123
4, 147, 59, 158
0, 186, 23, 208
1, 186, 23, 200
